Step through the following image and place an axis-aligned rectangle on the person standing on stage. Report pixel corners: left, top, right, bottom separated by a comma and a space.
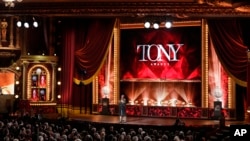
119, 94, 126, 123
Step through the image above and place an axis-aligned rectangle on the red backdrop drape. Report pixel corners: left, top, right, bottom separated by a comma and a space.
61, 18, 115, 110
207, 20, 249, 117
207, 20, 248, 85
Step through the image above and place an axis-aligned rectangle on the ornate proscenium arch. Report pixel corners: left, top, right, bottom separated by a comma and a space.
0, 1, 250, 18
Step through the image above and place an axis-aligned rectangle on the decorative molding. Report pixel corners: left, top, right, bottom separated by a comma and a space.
20, 55, 58, 63
248, 51, 250, 62
0, 2, 250, 18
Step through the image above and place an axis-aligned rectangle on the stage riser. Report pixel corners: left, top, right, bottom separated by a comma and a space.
93, 104, 236, 120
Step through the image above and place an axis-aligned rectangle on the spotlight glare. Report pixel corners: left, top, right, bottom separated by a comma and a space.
33, 21, 38, 28
153, 22, 159, 29
15, 81, 20, 85
165, 21, 172, 28
16, 66, 20, 71
24, 22, 29, 28
15, 95, 19, 99
16, 21, 22, 27
57, 67, 62, 71
144, 21, 150, 28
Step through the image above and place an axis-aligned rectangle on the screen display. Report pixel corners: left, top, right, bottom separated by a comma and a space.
120, 27, 201, 80
0, 72, 15, 95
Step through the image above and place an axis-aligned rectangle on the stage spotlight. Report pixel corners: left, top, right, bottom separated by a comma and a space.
165, 21, 172, 29
144, 21, 151, 28
16, 21, 22, 27
15, 66, 20, 71
33, 21, 38, 28
24, 22, 29, 28
15, 94, 19, 99
247, 107, 250, 113
57, 67, 62, 71
32, 17, 38, 28
57, 95, 61, 99
15, 80, 20, 85
153, 22, 160, 29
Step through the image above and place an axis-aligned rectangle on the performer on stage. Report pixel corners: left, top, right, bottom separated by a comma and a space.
119, 94, 126, 123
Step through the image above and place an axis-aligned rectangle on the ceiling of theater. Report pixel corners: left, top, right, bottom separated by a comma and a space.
1, 0, 250, 21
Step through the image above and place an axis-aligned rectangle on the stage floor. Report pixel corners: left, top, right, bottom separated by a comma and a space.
68, 114, 249, 127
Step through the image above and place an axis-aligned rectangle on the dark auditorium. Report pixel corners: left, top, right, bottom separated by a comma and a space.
0, 0, 250, 140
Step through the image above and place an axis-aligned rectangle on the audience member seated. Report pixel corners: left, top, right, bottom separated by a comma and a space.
0, 114, 223, 141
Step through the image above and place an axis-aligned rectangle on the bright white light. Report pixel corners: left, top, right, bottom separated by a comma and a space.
36, 68, 42, 74
16, 21, 22, 27
153, 23, 159, 29
143, 100, 147, 106
102, 85, 110, 97
15, 66, 20, 70
157, 100, 161, 106
57, 67, 62, 71
15, 95, 19, 99
5, 2, 14, 7
24, 22, 29, 28
3, 0, 23, 8
33, 21, 38, 28
165, 21, 172, 28
144, 21, 150, 28
15, 80, 20, 85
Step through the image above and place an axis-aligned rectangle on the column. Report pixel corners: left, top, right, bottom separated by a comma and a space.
0, 19, 2, 47
9, 17, 14, 47
51, 63, 57, 101
22, 61, 29, 99
247, 51, 250, 106
15, 17, 20, 48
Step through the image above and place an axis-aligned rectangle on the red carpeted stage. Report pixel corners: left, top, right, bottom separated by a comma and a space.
68, 114, 249, 127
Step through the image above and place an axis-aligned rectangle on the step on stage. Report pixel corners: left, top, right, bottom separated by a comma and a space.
68, 114, 249, 127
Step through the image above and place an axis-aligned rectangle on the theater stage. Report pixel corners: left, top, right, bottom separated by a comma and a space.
67, 114, 249, 127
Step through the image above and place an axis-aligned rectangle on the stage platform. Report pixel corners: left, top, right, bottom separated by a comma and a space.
67, 114, 249, 127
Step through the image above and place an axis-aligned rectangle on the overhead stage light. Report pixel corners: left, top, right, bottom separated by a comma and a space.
16, 17, 40, 28
153, 22, 160, 29
16, 21, 22, 27
165, 21, 172, 29
24, 22, 29, 28
33, 21, 38, 28
144, 19, 173, 29
144, 21, 151, 28
33, 17, 38, 28
3, 0, 23, 8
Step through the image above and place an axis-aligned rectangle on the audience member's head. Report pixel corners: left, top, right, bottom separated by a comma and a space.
0, 114, 224, 141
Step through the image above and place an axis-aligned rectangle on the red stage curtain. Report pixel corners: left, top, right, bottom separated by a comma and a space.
73, 19, 116, 85
61, 23, 76, 105
207, 20, 248, 86
207, 20, 249, 112
60, 18, 115, 108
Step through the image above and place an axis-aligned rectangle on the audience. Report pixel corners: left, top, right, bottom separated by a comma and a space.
0, 114, 229, 141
